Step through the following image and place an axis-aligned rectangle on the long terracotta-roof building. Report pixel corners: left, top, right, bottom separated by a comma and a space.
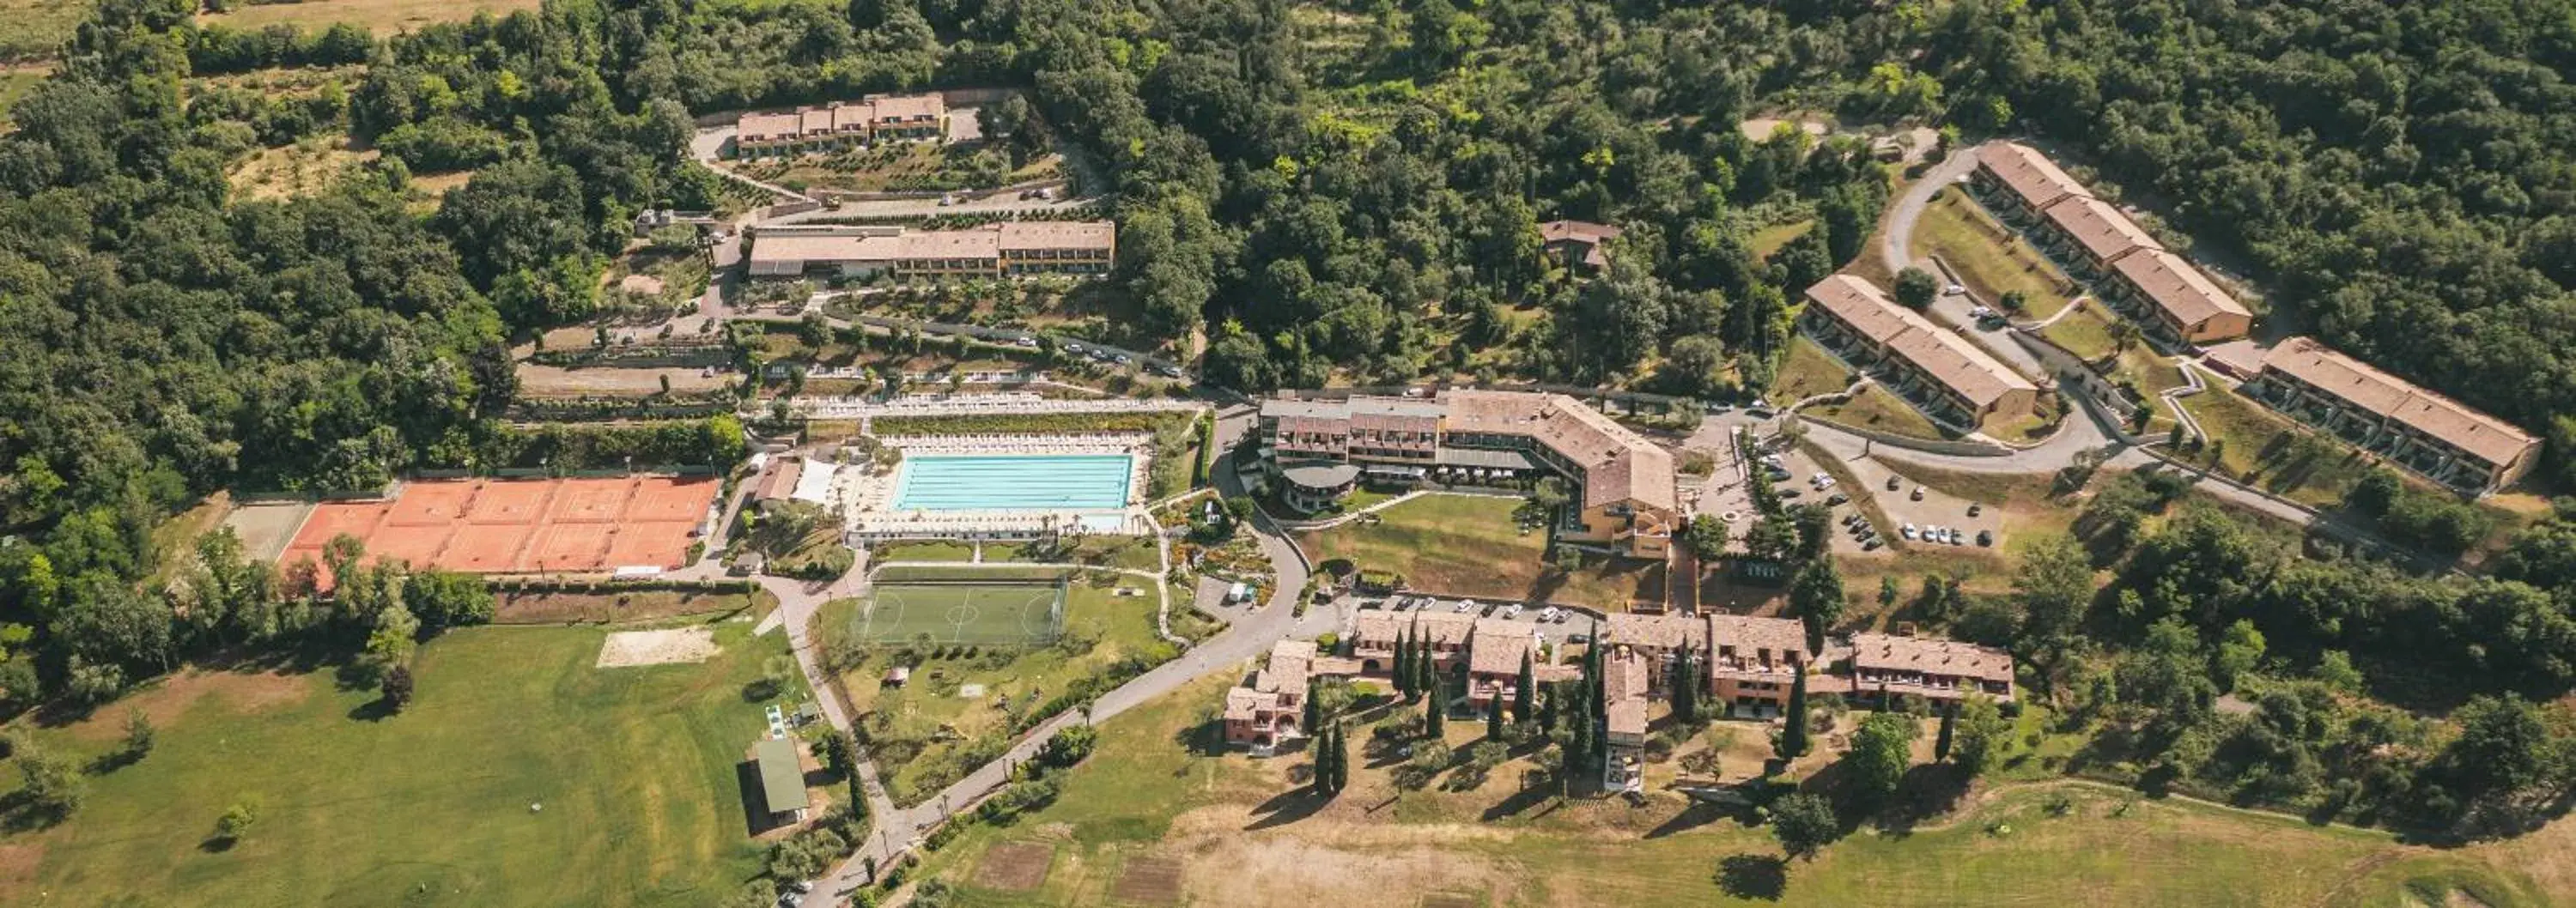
1800, 275, 2039, 427
2105, 248, 2253, 345
1970, 142, 2091, 222
2246, 337, 2540, 493
734, 93, 949, 155
1847, 633, 2015, 705
747, 221, 1115, 281
1256, 390, 1676, 557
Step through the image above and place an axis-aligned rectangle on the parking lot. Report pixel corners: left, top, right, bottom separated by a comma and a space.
1818, 454, 2007, 553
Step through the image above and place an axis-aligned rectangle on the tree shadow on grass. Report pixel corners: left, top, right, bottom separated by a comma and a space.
1645, 799, 1734, 839
1716, 852, 1788, 901
346, 696, 399, 723
1478, 775, 1560, 821
1244, 786, 1331, 831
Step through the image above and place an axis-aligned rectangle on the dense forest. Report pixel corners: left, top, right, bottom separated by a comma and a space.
1, 0, 2574, 842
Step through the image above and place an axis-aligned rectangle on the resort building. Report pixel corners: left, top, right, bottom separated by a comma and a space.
733, 94, 950, 156
1603, 612, 1706, 689
1706, 614, 1812, 717
1845, 633, 2014, 705
746, 221, 1116, 281
2033, 195, 2161, 281
1350, 609, 1481, 678
2245, 337, 2541, 493
1539, 220, 1623, 271
1255, 390, 1677, 557
1800, 275, 2040, 427
1602, 647, 1651, 793
2104, 248, 2254, 345
1224, 640, 1317, 754
1968, 142, 2090, 225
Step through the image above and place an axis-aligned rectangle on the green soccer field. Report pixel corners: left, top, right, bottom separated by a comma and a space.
859, 582, 1066, 645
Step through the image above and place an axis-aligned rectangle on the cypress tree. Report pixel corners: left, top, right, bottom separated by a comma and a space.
1935, 700, 1957, 763
1780, 669, 1810, 760
1450, 660, 1468, 705
1425, 684, 1445, 739
1394, 627, 1414, 699
1486, 687, 1505, 739
1416, 639, 1437, 698
1669, 645, 1697, 722
1337, 723, 1352, 791
1513, 651, 1535, 723
1303, 675, 1321, 736
1313, 726, 1335, 796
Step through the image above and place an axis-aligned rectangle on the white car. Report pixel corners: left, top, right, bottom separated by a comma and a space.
1901, 524, 1918, 541
1455, 600, 1477, 614
1817, 476, 1837, 489
1539, 607, 1560, 621
1502, 604, 1522, 619
1945, 283, 1965, 295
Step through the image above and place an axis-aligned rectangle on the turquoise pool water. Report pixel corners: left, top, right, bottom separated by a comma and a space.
893, 454, 1135, 512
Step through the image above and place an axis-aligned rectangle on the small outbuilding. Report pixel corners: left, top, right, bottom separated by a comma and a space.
751, 737, 809, 825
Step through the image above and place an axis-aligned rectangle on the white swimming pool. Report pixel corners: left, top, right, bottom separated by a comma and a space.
891, 454, 1135, 512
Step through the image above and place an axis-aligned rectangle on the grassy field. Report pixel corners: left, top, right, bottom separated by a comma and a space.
0, 65, 50, 129
2039, 301, 2123, 362
1749, 219, 1814, 259
902, 675, 2562, 908
855, 581, 1068, 645
490, 586, 770, 624
820, 575, 1176, 805
2177, 384, 2376, 507
1804, 384, 1947, 440
198, 0, 543, 34
1771, 334, 1856, 404
874, 540, 981, 562
0, 622, 804, 907
1911, 189, 2079, 320
1297, 492, 1661, 609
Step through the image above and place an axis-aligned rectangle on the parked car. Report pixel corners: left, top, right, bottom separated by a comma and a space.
1747, 405, 1775, 418
1977, 530, 1996, 547
1552, 611, 1571, 623
1455, 599, 1478, 614
1778, 488, 1801, 499
1862, 538, 1883, 551
1568, 633, 1592, 644
1826, 493, 1849, 505
1886, 475, 1902, 491
1901, 524, 1918, 541
1911, 486, 1926, 501
1967, 503, 1983, 517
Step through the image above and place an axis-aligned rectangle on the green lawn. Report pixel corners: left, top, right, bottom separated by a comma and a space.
1911, 189, 2079, 320
903, 675, 2553, 908
1749, 220, 1814, 259
0, 623, 801, 908
0, 66, 50, 130
2178, 385, 2377, 507
1803, 384, 1947, 440
1771, 333, 1857, 404
2039, 302, 2122, 362
873, 540, 981, 562
1299, 493, 1544, 599
821, 575, 1176, 806
1298, 493, 1660, 609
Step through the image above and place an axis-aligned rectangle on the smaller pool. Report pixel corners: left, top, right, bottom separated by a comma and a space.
893, 454, 1135, 512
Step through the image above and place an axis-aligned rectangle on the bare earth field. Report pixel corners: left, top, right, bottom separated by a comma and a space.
198, 0, 542, 34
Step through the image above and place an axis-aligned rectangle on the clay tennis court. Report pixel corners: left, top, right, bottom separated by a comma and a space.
276, 476, 719, 579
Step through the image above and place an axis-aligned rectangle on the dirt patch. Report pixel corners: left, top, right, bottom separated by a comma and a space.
516, 363, 729, 397
61, 668, 309, 742
1177, 828, 1511, 908
975, 841, 1055, 891
1112, 855, 1182, 905
1419, 894, 1482, 908
0, 840, 43, 903
595, 627, 720, 668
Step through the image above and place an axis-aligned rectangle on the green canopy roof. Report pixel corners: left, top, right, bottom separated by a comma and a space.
753, 738, 806, 815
